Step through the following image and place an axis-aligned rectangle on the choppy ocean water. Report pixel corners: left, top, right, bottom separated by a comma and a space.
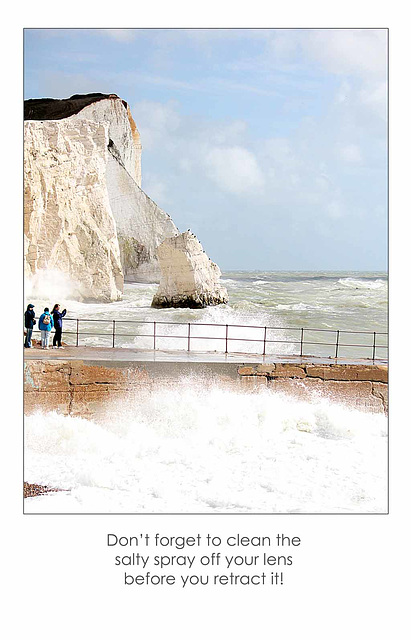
26, 270, 387, 360
24, 270, 388, 514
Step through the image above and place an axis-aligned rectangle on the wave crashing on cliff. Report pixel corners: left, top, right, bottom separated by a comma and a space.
25, 269, 83, 303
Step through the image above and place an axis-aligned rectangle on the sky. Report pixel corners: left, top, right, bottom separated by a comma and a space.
24, 28, 388, 271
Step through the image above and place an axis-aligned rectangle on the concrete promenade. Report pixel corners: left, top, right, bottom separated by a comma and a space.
23, 344, 387, 366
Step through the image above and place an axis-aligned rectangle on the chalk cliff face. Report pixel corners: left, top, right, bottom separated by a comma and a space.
24, 93, 179, 299
105, 153, 178, 282
25, 93, 142, 185
68, 96, 142, 187
24, 119, 123, 302
152, 231, 228, 308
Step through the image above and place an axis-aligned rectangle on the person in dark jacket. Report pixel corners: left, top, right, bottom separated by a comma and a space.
52, 303, 67, 349
38, 307, 54, 349
24, 303, 36, 348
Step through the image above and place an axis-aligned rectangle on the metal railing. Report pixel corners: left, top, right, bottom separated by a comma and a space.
31, 318, 388, 361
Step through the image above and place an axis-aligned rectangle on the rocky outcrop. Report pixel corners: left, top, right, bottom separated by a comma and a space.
24, 119, 123, 302
24, 93, 179, 298
152, 231, 228, 308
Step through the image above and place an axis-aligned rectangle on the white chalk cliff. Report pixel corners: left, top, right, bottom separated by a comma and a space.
24, 118, 123, 302
105, 152, 177, 282
152, 231, 228, 308
24, 93, 178, 300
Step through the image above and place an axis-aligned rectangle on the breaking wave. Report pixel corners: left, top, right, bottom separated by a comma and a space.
25, 381, 387, 514
25, 269, 84, 303
336, 278, 386, 290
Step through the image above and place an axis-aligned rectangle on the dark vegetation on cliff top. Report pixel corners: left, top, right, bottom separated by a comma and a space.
24, 93, 127, 120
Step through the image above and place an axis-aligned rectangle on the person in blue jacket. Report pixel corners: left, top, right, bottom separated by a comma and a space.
38, 307, 54, 349
52, 303, 67, 349
24, 303, 36, 348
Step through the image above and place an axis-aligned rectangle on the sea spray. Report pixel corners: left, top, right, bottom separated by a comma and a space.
25, 380, 387, 514
25, 269, 83, 303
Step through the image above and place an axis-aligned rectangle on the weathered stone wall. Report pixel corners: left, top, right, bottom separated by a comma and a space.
238, 363, 388, 414
24, 360, 388, 418
24, 360, 151, 418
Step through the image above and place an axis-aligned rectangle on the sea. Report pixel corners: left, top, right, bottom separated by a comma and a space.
24, 270, 388, 514
25, 270, 388, 360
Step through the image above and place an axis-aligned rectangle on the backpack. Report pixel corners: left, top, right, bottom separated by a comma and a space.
43, 314, 50, 325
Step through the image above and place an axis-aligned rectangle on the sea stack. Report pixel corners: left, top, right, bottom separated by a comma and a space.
151, 231, 228, 309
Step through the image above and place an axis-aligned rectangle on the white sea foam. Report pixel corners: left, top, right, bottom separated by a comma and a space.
337, 277, 386, 290
277, 303, 313, 311
25, 382, 387, 514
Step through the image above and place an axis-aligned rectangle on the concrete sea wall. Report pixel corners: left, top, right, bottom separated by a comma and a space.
237, 363, 387, 414
24, 360, 388, 417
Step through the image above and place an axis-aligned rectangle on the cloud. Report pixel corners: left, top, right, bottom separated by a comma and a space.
132, 100, 181, 150
340, 143, 363, 164
142, 174, 170, 206
326, 201, 344, 220
299, 31, 387, 122
359, 81, 387, 119
204, 146, 265, 194
263, 138, 299, 171
220, 29, 387, 86
99, 29, 137, 43
130, 88, 385, 231
305, 29, 387, 80
35, 71, 111, 99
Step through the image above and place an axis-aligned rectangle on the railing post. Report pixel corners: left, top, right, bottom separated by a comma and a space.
372, 331, 376, 361
263, 326, 267, 356
188, 323, 191, 352
335, 329, 340, 359
153, 321, 156, 350
300, 328, 304, 357
225, 324, 229, 354
76, 319, 79, 347
112, 320, 115, 348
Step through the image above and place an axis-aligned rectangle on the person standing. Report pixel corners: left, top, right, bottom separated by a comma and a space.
38, 307, 54, 349
24, 303, 36, 348
52, 303, 67, 349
